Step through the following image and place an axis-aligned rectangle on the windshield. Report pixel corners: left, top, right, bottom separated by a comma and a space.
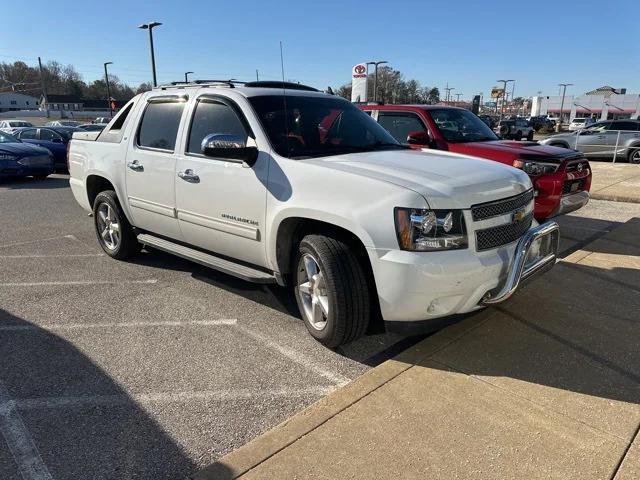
429, 108, 499, 143
248, 95, 404, 159
0, 131, 19, 143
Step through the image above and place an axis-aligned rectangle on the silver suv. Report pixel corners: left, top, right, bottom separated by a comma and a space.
539, 120, 640, 163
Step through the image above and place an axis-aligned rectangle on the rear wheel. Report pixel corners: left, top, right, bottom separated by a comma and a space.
93, 190, 140, 260
514, 130, 523, 141
294, 235, 369, 348
628, 148, 640, 164
526, 130, 534, 141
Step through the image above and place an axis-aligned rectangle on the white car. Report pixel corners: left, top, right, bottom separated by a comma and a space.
68, 81, 559, 347
0, 120, 34, 134
568, 117, 596, 131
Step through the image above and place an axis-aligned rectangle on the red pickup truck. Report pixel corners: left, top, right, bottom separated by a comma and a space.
360, 104, 591, 221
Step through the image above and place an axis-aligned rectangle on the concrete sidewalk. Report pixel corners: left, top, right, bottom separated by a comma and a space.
590, 163, 640, 203
194, 217, 640, 480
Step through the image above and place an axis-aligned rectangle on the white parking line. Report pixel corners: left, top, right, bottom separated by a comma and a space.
236, 325, 351, 387
12, 386, 337, 411
0, 234, 81, 249
0, 319, 238, 332
0, 382, 53, 480
0, 254, 104, 258
0, 279, 158, 287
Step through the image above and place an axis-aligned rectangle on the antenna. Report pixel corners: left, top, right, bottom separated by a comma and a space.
280, 41, 291, 157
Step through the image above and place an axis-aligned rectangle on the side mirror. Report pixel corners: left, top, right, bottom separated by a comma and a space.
201, 134, 258, 165
406, 130, 430, 146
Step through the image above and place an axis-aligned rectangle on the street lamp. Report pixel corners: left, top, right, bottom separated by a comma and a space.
138, 21, 162, 87
184, 71, 194, 83
366, 60, 388, 103
558, 83, 573, 132
103, 62, 113, 117
497, 79, 514, 119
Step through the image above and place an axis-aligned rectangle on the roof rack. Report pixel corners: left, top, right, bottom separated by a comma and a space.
155, 79, 245, 90
244, 81, 318, 92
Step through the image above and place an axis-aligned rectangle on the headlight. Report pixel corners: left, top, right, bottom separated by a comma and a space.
513, 159, 559, 176
394, 208, 467, 251
0, 154, 17, 161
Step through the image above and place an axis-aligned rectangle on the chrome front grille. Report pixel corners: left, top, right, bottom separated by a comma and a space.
475, 213, 534, 251
471, 189, 534, 221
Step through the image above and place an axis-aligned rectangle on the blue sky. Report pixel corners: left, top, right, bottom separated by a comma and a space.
1, 0, 638, 99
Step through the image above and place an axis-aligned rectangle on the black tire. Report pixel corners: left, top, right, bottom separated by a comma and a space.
293, 234, 369, 348
526, 130, 534, 141
627, 147, 640, 164
514, 130, 523, 141
92, 190, 140, 260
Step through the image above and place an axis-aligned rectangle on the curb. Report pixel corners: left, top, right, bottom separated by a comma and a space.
190, 309, 496, 480
590, 192, 640, 204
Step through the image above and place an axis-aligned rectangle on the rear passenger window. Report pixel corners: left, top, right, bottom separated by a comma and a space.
612, 121, 638, 132
187, 99, 248, 154
137, 100, 184, 151
377, 112, 427, 144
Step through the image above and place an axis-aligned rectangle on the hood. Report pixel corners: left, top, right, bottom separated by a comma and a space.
453, 140, 579, 162
307, 149, 532, 209
0, 142, 50, 156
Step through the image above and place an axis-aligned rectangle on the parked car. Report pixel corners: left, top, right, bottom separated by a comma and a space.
0, 131, 54, 179
77, 124, 106, 132
45, 120, 83, 127
0, 120, 34, 134
568, 117, 596, 131
13, 126, 81, 171
529, 116, 555, 131
539, 119, 640, 163
93, 117, 111, 125
478, 115, 496, 129
361, 104, 591, 220
494, 118, 535, 141
68, 81, 560, 347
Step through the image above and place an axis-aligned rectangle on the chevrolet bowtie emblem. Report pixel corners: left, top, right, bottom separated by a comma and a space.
512, 208, 527, 223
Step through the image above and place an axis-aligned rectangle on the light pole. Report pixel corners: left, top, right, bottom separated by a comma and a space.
184, 71, 193, 83
497, 79, 514, 119
103, 62, 113, 117
138, 21, 162, 87
558, 83, 573, 132
366, 60, 388, 103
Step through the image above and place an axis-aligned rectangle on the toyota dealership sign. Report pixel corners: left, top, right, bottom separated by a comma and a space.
351, 63, 368, 102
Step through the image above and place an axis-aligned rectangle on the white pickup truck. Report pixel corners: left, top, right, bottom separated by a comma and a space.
69, 80, 560, 347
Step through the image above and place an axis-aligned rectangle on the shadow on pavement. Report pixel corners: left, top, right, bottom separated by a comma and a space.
0, 176, 69, 190
0, 308, 222, 480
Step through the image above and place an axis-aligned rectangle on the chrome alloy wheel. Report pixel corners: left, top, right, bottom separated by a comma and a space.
96, 202, 121, 251
631, 149, 640, 164
297, 253, 329, 331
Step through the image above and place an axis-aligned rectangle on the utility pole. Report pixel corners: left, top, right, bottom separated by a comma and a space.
455, 93, 462, 103
496, 79, 514, 119
444, 84, 455, 104
104, 62, 113, 117
38, 56, 49, 118
557, 83, 573, 132
256, 69, 259, 81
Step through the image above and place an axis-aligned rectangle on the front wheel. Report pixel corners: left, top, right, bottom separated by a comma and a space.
294, 235, 370, 348
93, 190, 140, 260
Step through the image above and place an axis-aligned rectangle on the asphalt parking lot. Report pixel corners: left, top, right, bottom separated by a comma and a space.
2, 174, 640, 480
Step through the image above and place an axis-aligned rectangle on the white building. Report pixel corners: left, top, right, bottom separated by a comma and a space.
531, 87, 640, 123
0, 92, 39, 112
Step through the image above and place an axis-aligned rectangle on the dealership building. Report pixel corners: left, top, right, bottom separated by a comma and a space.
530, 86, 639, 123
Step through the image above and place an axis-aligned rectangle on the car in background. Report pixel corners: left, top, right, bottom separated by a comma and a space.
361, 104, 591, 220
93, 117, 111, 125
0, 120, 34, 134
540, 119, 640, 163
12, 126, 81, 171
494, 118, 535, 140
478, 114, 496, 129
529, 115, 555, 131
568, 117, 596, 131
45, 120, 83, 127
0, 131, 54, 179
77, 123, 106, 132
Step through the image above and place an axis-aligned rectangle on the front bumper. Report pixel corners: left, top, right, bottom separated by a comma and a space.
371, 221, 560, 330
550, 190, 589, 217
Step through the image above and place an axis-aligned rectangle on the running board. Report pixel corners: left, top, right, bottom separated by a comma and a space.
137, 234, 276, 284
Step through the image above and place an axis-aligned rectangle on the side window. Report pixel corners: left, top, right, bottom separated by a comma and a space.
377, 112, 427, 144
108, 102, 134, 131
187, 99, 248, 154
40, 129, 60, 141
137, 100, 185, 151
19, 128, 37, 139
612, 121, 637, 132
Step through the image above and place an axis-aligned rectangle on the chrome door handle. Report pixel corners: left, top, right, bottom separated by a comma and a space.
127, 160, 144, 171
178, 169, 200, 183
